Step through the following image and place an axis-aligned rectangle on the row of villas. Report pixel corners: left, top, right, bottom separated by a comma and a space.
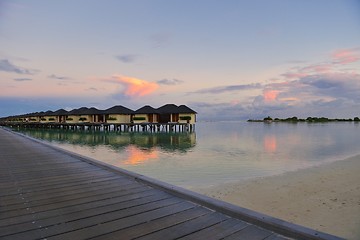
2, 104, 197, 125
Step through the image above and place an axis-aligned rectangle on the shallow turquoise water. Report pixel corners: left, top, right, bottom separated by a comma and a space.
15, 121, 360, 189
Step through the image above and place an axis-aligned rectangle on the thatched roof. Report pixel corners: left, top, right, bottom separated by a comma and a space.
40, 110, 54, 116
104, 105, 134, 114
51, 109, 68, 116
3, 104, 197, 119
88, 107, 103, 114
157, 104, 197, 114
67, 107, 101, 115
178, 105, 197, 114
157, 104, 179, 114
135, 105, 159, 114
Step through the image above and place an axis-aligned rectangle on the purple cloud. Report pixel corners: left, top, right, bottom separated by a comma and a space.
157, 78, 184, 85
13, 78, 32, 81
115, 54, 138, 63
0, 59, 34, 74
191, 83, 262, 94
48, 74, 70, 80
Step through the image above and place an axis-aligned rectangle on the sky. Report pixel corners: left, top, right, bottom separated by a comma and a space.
1, 0, 360, 120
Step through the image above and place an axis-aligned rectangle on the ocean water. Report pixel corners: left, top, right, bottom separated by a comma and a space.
15, 121, 360, 189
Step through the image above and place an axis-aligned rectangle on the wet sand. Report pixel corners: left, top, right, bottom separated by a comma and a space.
195, 155, 360, 239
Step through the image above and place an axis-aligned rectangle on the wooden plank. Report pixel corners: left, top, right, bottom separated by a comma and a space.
0, 174, 122, 197
135, 212, 229, 240
0, 185, 151, 219
0, 188, 162, 227
6, 166, 102, 179
16, 200, 192, 240
0, 180, 142, 211
0, 170, 116, 191
94, 206, 212, 240
0, 192, 173, 237
1, 167, 105, 183
178, 218, 249, 240
6, 161, 95, 172
0, 177, 135, 206
222, 225, 273, 240
1, 175, 133, 199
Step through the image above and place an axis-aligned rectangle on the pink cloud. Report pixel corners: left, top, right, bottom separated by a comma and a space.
282, 72, 308, 79
332, 49, 360, 64
263, 89, 279, 102
301, 63, 333, 73
282, 48, 360, 81
230, 100, 240, 105
282, 63, 333, 80
112, 75, 159, 97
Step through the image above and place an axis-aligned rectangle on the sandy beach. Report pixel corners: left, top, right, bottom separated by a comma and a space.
195, 155, 360, 240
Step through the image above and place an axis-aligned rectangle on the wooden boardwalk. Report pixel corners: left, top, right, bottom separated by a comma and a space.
0, 127, 343, 240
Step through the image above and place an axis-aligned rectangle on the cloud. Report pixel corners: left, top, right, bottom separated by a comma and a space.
282, 63, 334, 79
0, 96, 103, 118
157, 78, 184, 85
192, 83, 262, 94
281, 72, 308, 79
13, 78, 32, 81
112, 75, 159, 97
258, 73, 360, 108
300, 63, 334, 73
48, 74, 70, 80
263, 89, 279, 102
0, 59, 34, 74
332, 48, 360, 64
86, 87, 98, 91
283, 48, 360, 80
150, 32, 172, 48
193, 48, 360, 120
190, 101, 247, 120
115, 54, 138, 63
299, 73, 360, 100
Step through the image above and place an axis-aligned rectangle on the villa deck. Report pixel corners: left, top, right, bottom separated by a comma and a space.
0, 122, 194, 133
0, 127, 343, 240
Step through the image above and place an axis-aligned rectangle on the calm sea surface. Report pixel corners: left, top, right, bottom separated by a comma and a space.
15, 121, 360, 189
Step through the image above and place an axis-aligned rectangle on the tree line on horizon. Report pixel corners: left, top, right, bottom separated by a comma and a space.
248, 116, 360, 123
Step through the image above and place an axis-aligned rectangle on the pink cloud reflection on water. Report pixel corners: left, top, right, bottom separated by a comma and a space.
122, 145, 159, 166
263, 135, 277, 153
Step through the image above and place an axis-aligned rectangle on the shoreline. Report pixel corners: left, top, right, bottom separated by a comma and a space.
195, 155, 360, 240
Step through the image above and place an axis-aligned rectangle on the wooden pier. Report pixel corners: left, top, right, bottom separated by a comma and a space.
0, 122, 195, 133
0, 127, 343, 240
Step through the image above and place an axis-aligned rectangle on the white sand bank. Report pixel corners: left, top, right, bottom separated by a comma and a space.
195, 155, 360, 239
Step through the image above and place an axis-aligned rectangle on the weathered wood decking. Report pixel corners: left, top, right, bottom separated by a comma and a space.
0, 127, 343, 240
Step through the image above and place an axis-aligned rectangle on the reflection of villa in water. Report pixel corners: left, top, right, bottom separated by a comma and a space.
19, 129, 197, 154
1, 104, 197, 132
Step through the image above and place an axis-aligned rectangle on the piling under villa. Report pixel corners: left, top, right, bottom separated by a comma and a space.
0, 104, 197, 132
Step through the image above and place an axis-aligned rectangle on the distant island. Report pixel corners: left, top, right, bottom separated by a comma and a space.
248, 116, 360, 123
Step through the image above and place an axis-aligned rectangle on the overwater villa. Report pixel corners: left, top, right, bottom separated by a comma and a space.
65, 107, 105, 124
133, 104, 197, 124
133, 105, 159, 123
103, 105, 134, 124
0, 104, 197, 132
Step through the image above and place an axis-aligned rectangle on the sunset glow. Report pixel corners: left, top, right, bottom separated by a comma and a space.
332, 49, 360, 64
113, 75, 159, 97
263, 90, 279, 102
123, 146, 159, 165
264, 135, 277, 153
